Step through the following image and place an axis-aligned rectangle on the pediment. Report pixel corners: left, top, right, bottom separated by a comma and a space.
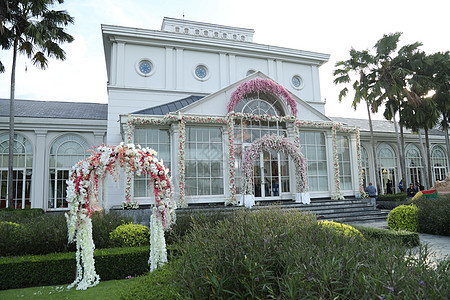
179, 72, 330, 122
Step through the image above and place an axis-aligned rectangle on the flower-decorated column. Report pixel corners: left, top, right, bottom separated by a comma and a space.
225, 115, 238, 205
177, 117, 187, 207
331, 123, 344, 200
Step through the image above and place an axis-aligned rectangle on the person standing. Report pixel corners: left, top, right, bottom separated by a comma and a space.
398, 179, 404, 192
386, 179, 393, 194
365, 182, 377, 197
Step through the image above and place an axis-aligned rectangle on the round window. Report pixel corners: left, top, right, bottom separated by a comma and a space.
291, 75, 304, 89
194, 65, 208, 80
136, 59, 154, 77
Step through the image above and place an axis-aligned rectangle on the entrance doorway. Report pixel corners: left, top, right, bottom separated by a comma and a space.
249, 148, 289, 199
379, 168, 396, 194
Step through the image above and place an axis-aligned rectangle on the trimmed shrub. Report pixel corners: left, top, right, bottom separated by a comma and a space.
413, 195, 450, 236
377, 193, 407, 202
110, 223, 150, 247
0, 208, 44, 223
388, 204, 419, 232
120, 262, 182, 300
0, 246, 150, 290
354, 226, 420, 247
0, 212, 132, 256
319, 221, 363, 239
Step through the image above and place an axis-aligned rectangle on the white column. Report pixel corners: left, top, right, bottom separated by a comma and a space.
110, 38, 117, 86
33, 130, 47, 209
165, 47, 174, 89
310, 65, 321, 102
267, 59, 275, 78
276, 60, 283, 82
116, 41, 125, 87
176, 48, 184, 90
229, 54, 236, 83
219, 52, 227, 88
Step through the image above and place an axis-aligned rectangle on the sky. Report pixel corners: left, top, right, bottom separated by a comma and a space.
0, 0, 449, 120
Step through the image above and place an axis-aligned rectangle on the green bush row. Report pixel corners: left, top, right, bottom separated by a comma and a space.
377, 193, 407, 202
121, 208, 449, 299
386, 195, 450, 236
354, 225, 420, 247
0, 211, 132, 256
0, 246, 151, 290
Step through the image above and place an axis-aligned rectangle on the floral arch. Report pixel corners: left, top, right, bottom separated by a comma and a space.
242, 134, 308, 206
65, 143, 175, 290
227, 78, 298, 116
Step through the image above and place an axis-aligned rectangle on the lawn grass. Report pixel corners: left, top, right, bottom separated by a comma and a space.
0, 278, 137, 299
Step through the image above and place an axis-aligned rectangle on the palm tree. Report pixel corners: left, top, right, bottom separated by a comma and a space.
334, 49, 382, 193
370, 33, 422, 187
0, 0, 73, 208
428, 52, 450, 168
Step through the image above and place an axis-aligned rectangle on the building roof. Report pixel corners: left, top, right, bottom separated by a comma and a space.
132, 95, 204, 115
0, 99, 108, 120
331, 117, 447, 136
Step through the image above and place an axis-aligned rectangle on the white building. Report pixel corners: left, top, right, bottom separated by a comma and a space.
0, 18, 448, 210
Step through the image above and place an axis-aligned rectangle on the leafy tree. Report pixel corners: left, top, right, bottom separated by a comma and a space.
371, 33, 422, 187
0, 0, 73, 208
334, 49, 382, 193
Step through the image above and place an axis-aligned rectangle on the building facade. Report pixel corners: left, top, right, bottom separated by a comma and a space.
0, 18, 448, 210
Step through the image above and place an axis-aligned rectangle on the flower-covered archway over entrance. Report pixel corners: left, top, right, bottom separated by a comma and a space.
65, 143, 175, 290
227, 78, 298, 116
242, 134, 308, 207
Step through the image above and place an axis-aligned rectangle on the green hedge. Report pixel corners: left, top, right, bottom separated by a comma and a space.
0, 246, 150, 290
377, 193, 407, 202
413, 195, 450, 236
354, 226, 420, 247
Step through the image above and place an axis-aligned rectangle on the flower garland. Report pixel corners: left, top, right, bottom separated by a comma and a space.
227, 78, 298, 116
331, 125, 344, 200
242, 134, 307, 195
177, 118, 186, 206
66, 143, 175, 289
126, 113, 363, 204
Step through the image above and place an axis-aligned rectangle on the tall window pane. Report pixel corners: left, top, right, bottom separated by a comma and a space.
406, 145, 423, 187
0, 133, 33, 209
186, 126, 223, 196
48, 135, 88, 209
337, 135, 352, 190
299, 131, 328, 192
431, 146, 448, 183
134, 128, 171, 198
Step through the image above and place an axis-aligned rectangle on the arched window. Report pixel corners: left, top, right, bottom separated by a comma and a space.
361, 146, 369, 188
0, 133, 33, 208
234, 97, 289, 199
48, 134, 89, 209
377, 144, 397, 194
235, 95, 285, 117
405, 145, 424, 187
431, 145, 448, 183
